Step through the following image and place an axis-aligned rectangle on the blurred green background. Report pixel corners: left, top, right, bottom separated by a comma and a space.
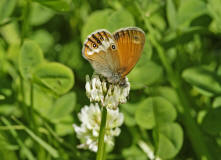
0, 0, 221, 159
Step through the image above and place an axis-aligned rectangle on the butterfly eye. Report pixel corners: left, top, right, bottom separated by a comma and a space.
111, 44, 116, 50
92, 43, 97, 48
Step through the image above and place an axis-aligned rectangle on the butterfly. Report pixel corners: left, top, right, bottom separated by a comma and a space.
82, 27, 145, 86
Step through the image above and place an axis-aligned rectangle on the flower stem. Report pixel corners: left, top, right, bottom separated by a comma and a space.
96, 107, 107, 160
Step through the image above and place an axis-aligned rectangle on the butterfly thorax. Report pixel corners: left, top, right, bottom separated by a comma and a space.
108, 72, 127, 87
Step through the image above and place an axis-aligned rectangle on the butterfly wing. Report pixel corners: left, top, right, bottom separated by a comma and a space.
82, 30, 121, 81
113, 27, 145, 77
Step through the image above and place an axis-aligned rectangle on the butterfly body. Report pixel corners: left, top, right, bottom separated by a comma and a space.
82, 27, 145, 85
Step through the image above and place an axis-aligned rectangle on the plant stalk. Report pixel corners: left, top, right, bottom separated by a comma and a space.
96, 107, 107, 160
30, 82, 37, 131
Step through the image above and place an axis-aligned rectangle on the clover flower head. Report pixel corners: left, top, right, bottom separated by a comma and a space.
73, 103, 124, 152
85, 74, 130, 109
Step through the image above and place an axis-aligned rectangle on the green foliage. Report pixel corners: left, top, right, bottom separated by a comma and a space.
48, 92, 76, 121
156, 123, 183, 159
81, 9, 135, 41
182, 66, 221, 95
33, 62, 74, 95
0, 0, 16, 23
0, 0, 221, 159
33, 0, 72, 12
19, 40, 44, 80
135, 97, 177, 129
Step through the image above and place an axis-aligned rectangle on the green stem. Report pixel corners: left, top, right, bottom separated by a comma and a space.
96, 107, 107, 160
30, 82, 37, 131
21, 0, 31, 45
20, 76, 30, 123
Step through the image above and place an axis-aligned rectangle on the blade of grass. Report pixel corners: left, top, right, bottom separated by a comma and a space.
1, 117, 36, 160
12, 116, 59, 158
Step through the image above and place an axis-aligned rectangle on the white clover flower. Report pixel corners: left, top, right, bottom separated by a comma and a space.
85, 74, 130, 109
73, 103, 124, 152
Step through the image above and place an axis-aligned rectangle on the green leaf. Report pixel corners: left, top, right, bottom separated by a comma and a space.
207, 0, 221, 33
202, 107, 221, 135
166, 0, 177, 28
135, 97, 177, 129
13, 118, 59, 158
59, 42, 82, 69
0, 0, 16, 23
121, 103, 137, 127
128, 60, 163, 89
156, 123, 183, 159
29, 30, 54, 52
81, 9, 135, 41
33, 62, 74, 95
81, 9, 113, 42
0, 94, 5, 100
1, 23, 20, 45
19, 40, 44, 80
182, 66, 221, 95
177, 0, 207, 28
48, 92, 76, 121
33, 0, 71, 12
30, 2, 55, 26
55, 115, 74, 136
213, 96, 221, 108
146, 86, 180, 106
122, 146, 146, 160
1, 117, 35, 160
107, 9, 135, 32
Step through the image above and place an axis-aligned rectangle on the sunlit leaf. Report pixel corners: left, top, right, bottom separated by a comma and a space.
55, 115, 74, 136
213, 96, 221, 108
166, 0, 177, 29
81, 9, 113, 42
48, 92, 76, 121
135, 97, 177, 129
207, 0, 221, 33
128, 60, 163, 89
30, 2, 55, 26
29, 30, 54, 52
33, 0, 71, 12
122, 146, 146, 160
19, 40, 44, 80
121, 103, 137, 126
177, 0, 207, 28
182, 66, 221, 95
107, 9, 135, 32
156, 123, 183, 159
33, 62, 74, 95
82, 9, 135, 41
0, 0, 16, 23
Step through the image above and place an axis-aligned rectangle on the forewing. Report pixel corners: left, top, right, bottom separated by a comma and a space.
82, 30, 120, 78
113, 27, 145, 77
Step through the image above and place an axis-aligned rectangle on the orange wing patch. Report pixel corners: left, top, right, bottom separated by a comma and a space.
113, 28, 145, 77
